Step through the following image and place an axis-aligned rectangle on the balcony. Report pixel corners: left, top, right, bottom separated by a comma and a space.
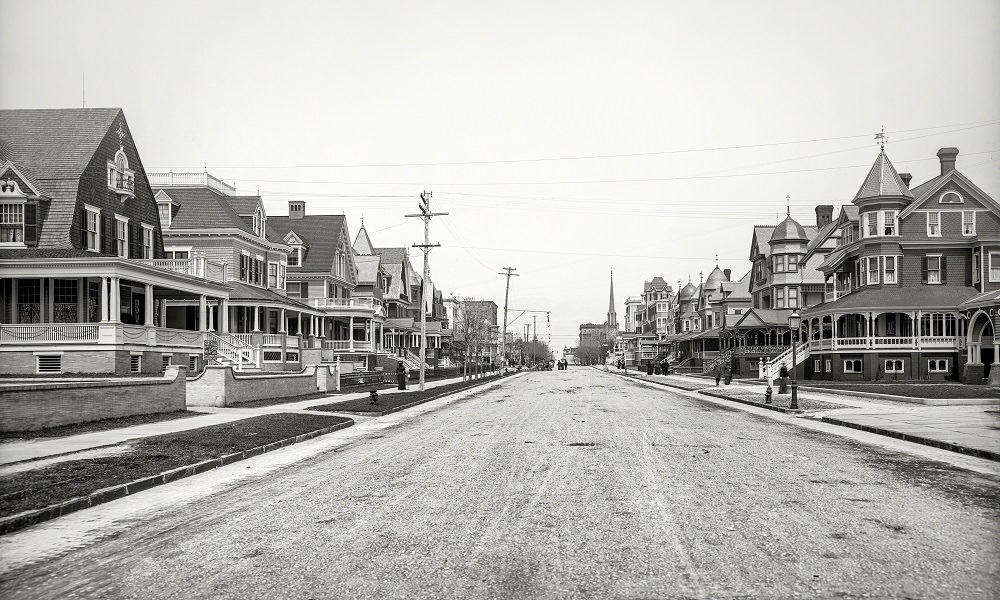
147, 171, 237, 195
303, 297, 384, 316
134, 257, 228, 284
107, 166, 136, 199
806, 336, 961, 351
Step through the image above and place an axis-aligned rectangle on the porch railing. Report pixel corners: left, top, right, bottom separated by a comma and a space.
207, 332, 259, 371
262, 334, 285, 346
134, 258, 228, 283
761, 341, 810, 381
0, 323, 100, 343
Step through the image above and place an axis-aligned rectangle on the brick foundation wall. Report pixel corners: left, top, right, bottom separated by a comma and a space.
186, 365, 336, 407
0, 366, 187, 432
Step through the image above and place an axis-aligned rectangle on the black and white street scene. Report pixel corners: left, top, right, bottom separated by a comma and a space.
0, 1, 998, 598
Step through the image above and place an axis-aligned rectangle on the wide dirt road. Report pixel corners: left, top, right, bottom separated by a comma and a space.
3, 369, 999, 599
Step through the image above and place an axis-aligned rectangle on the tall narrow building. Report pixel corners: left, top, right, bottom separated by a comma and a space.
607, 268, 618, 329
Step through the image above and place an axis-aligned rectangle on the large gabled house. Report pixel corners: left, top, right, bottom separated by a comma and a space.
784, 147, 1000, 384
0, 108, 228, 375
150, 172, 321, 370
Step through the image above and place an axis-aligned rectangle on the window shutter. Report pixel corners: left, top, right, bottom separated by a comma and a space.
23, 201, 38, 246
80, 208, 88, 248
129, 223, 139, 259
921, 257, 927, 283
940, 256, 947, 285
103, 214, 114, 253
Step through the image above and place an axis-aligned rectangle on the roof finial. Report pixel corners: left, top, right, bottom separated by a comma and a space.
715, 253, 719, 267
361, 214, 365, 226
699, 271, 703, 284
786, 194, 791, 217
875, 126, 887, 151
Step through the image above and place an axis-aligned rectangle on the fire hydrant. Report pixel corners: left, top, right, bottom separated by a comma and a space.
369, 389, 379, 405
764, 385, 773, 404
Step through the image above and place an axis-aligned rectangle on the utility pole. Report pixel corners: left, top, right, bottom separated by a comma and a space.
533, 315, 538, 342
524, 324, 530, 366
405, 191, 448, 391
498, 267, 518, 372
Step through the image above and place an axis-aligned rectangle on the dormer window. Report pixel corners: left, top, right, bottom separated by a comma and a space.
107, 148, 135, 199
288, 247, 302, 267
252, 208, 265, 238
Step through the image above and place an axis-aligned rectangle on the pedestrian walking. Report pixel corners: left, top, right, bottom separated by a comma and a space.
778, 364, 788, 394
714, 364, 722, 386
396, 361, 407, 390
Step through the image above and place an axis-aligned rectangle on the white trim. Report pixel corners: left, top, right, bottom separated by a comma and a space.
938, 190, 963, 204
988, 251, 1000, 283
32, 350, 66, 355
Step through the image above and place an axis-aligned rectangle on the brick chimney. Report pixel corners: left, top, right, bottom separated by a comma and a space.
815, 205, 834, 228
723, 268, 731, 281
899, 173, 912, 188
289, 200, 305, 219
937, 148, 959, 175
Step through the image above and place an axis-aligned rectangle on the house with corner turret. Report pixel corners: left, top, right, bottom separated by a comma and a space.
768, 147, 1000, 385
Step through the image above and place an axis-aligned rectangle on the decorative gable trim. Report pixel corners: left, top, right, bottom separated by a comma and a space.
0, 161, 43, 197
283, 231, 304, 246
899, 170, 1000, 220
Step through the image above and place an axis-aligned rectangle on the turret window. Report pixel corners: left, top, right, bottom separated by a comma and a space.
882, 210, 897, 236
787, 255, 798, 272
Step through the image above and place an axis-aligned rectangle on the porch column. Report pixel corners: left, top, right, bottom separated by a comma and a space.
993, 341, 1000, 366
198, 295, 207, 332
912, 311, 919, 349
144, 284, 154, 326
78, 279, 86, 323
349, 316, 355, 351
110, 277, 121, 323
832, 315, 838, 351
279, 308, 286, 333
867, 312, 874, 349
220, 299, 229, 333
253, 306, 261, 332
10, 278, 18, 324
45, 278, 54, 323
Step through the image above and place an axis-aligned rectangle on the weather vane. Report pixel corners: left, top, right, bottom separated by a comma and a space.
786, 194, 791, 216
874, 126, 888, 150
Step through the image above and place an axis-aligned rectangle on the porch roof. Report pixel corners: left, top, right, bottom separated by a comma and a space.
731, 308, 793, 329
386, 317, 415, 330
803, 286, 980, 315
957, 289, 1000, 311
227, 282, 315, 312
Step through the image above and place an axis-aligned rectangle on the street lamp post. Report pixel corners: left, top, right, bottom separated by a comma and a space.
788, 311, 800, 410
602, 344, 609, 371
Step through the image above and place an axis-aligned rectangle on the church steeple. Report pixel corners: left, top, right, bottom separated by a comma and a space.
607, 267, 618, 329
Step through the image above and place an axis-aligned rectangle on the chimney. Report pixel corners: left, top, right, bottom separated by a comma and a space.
899, 173, 912, 188
937, 147, 959, 175
723, 268, 731, 281
288, 200, 305, 219
815, 204, 834, 228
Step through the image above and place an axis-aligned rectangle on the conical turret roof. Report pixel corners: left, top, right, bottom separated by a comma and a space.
854, 150, 913, 202
704, 266, 728, 290
353, 222, 375, 255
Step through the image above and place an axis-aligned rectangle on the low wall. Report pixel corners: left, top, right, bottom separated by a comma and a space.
0, 366, 187, 432
186, 364, 340, 407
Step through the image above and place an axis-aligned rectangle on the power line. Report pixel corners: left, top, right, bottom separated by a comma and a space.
149, 118, 998, 170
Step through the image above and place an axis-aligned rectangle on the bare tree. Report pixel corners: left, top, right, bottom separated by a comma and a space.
454, 298, 493, 380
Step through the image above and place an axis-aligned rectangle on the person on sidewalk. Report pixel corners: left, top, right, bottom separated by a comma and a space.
778, 364, 789, 394
723, 362, 732, 385
714, 364, 722, 386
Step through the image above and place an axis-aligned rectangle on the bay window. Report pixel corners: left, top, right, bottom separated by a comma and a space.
883, 256, 897, 284
865, 256, 879, 285
882, 210, 897, 236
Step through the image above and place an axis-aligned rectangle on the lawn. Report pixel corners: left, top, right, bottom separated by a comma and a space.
801, 381, 1000, 400
0, 413, 352, 520
0, 410, 198, 442
310, 374, 509, 414
702, 388, 847, 412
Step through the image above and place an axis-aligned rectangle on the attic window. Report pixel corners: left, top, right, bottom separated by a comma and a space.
939, 191, 963, 204
253, 208, 264, 237
107, 148, 135, 199
288, 247, 302, 267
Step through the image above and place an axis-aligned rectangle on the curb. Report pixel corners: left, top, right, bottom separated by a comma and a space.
0, 420, 355, 537
697, 390, 804, 414
820, 416, 1000, 462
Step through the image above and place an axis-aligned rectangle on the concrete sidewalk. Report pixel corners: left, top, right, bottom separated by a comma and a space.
0, 374, 478, 468
617, 369, 1000, 461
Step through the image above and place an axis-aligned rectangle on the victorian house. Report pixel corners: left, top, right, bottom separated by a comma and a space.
780, 147, 1000, 384
150, 172, 329, 371
0, 109, 229, 375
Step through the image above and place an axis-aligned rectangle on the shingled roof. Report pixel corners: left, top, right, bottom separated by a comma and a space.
0, 108, 129, 247
153, 187, 256, 234
853, 150, 913, 201
353, 223, 376, 255
268, 215, 348, 273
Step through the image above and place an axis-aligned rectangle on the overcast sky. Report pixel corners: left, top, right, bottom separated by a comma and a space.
2, 0, 998, 348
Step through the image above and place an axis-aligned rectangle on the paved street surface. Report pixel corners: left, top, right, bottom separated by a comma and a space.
2, 369, 999, 599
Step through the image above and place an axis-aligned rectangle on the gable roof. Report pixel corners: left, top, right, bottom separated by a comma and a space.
0, 108, 122, 184
153, 187, 256, 234
268, 214, 348, 272
375, 247, 411, 300
224, 196, 263, 216
750, 226, 776, 259
899, 168, 1000, 219
853, 150, 913, 201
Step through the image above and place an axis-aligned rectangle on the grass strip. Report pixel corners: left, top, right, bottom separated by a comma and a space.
699, 388, 846, 412
310, 374, 510, 414
798, 382, 1000, 399
0, 413, 352, 523
0, 410, 199, 442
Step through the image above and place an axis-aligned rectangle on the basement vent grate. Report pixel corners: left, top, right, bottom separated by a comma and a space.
36, 355, 62, 374
262, 351, 282, 362
189, 356, 198, 371
130, 355, 142, 373
162, 356, 172, 370
285, 352, 299, 362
